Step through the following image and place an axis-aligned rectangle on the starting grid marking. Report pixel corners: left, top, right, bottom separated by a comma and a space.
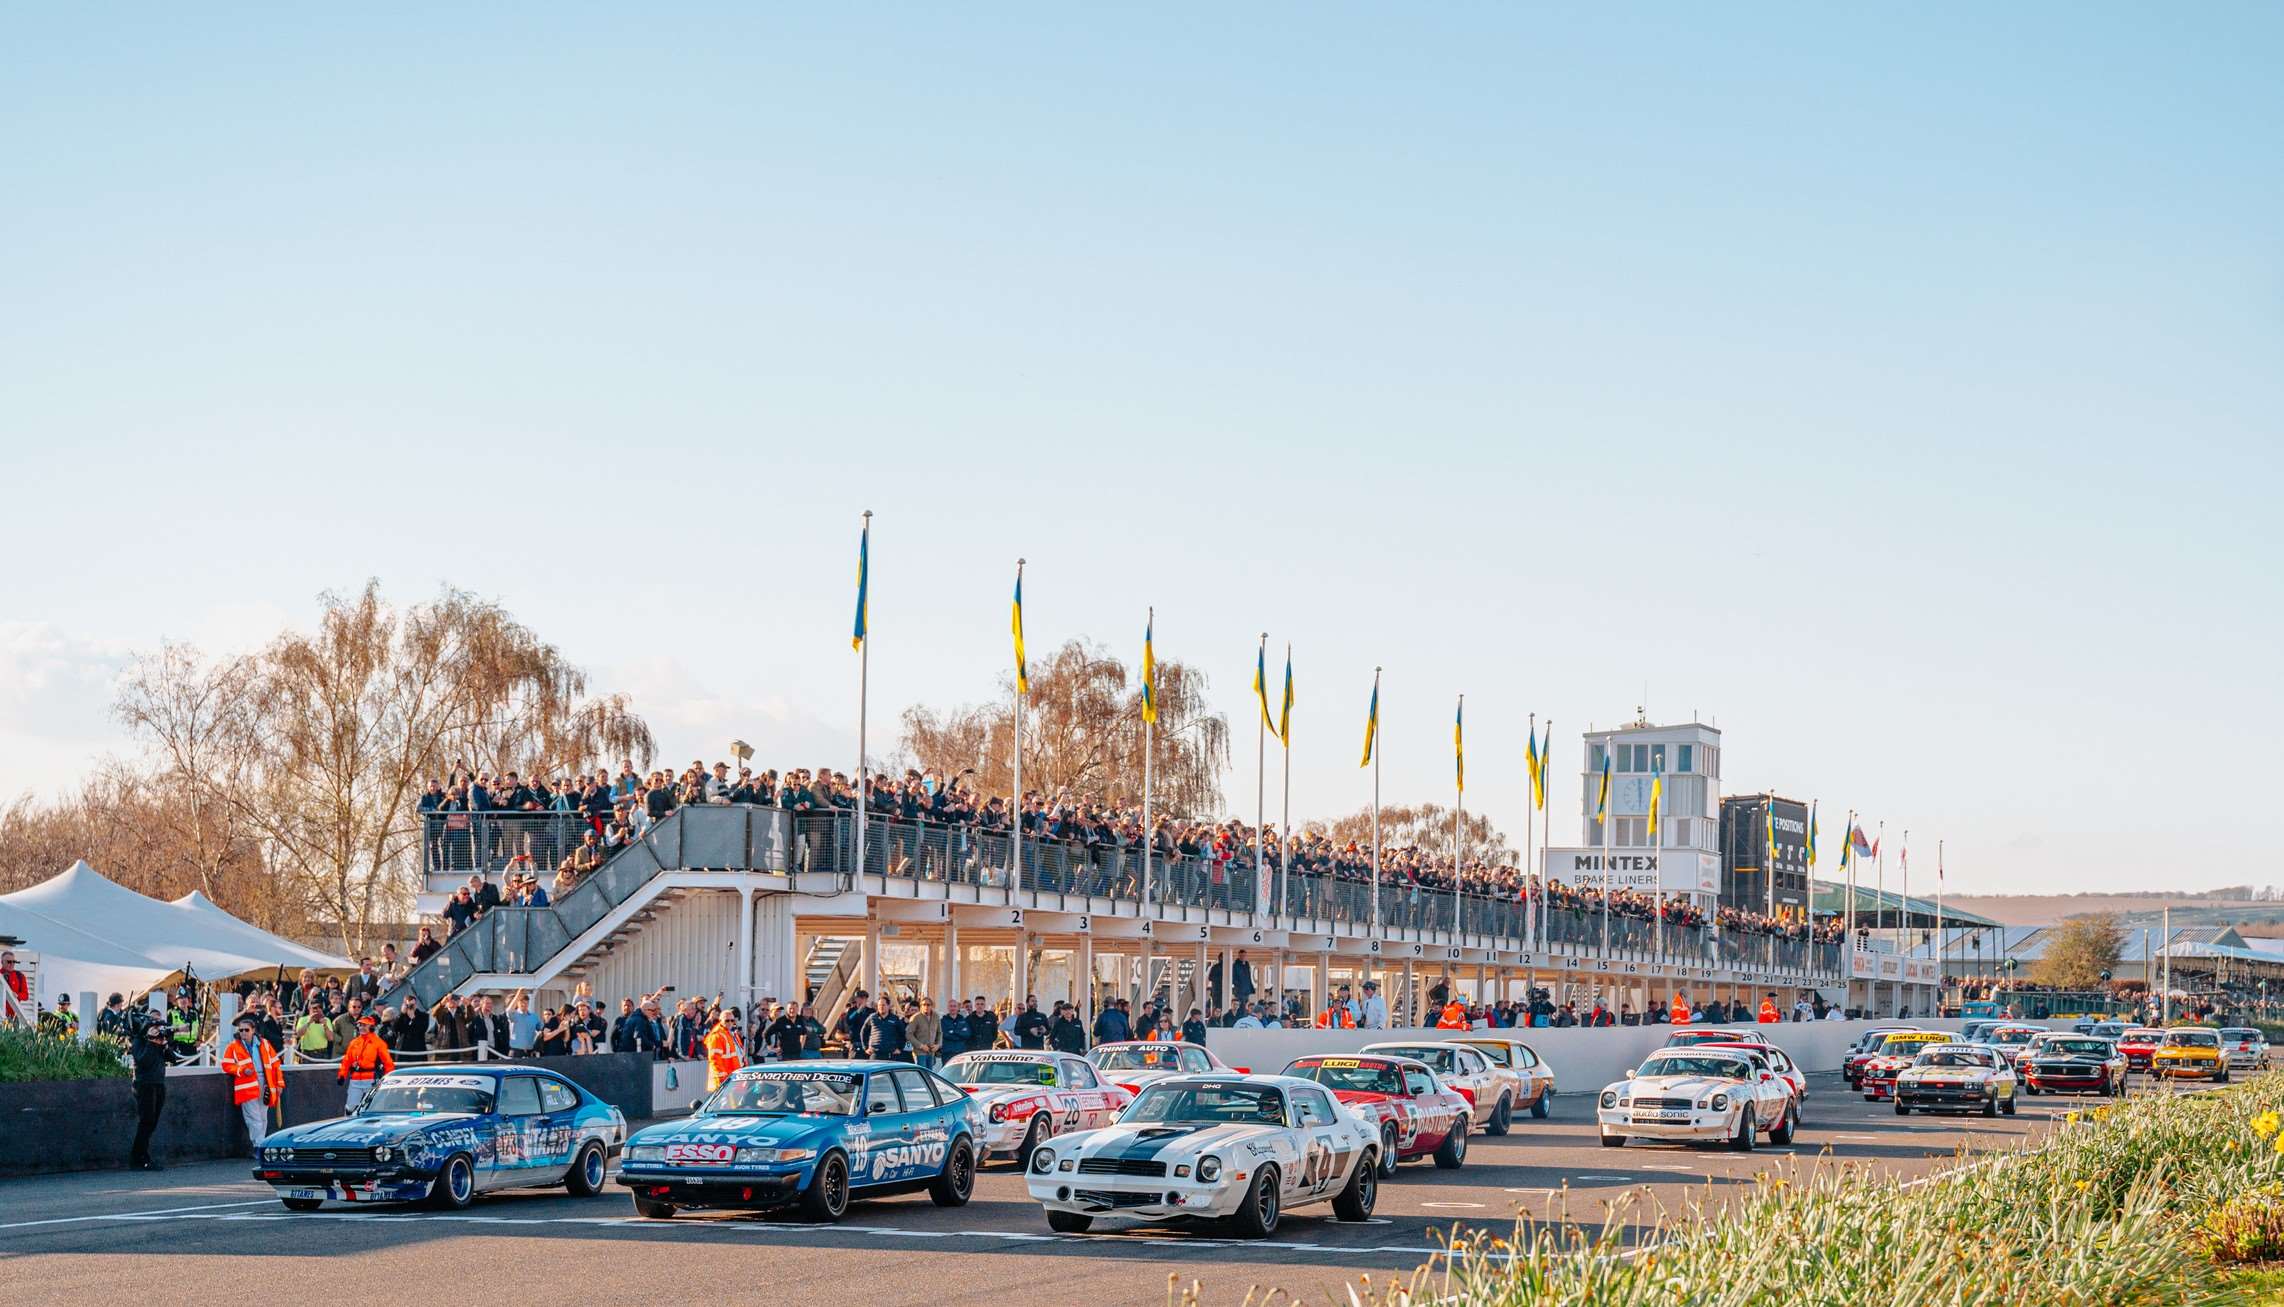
10, 1203, 1506, 1261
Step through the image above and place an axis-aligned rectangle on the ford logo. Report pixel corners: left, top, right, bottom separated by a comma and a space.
323, 1152, 337, 1161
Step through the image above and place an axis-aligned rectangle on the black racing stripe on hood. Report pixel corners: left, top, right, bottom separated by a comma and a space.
1102, 1126, 1210, 1162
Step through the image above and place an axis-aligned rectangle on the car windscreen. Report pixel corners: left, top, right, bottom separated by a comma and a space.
1371, 1046, 1456, 1072
1915, 1051, 1991, 1069
1125, 1083, 1285, 1125
944, 1055, 1057, 1087
1285, 1059, 1405, 1095
1989, 1029, 2040, 1044
2163, 1031, 2220, 1048
1093, 1045, 1185, 1071
708, 1071, 860, 1116
1636, 1055, 1748, 1080
362, 1076, 493, 1115
2221, 1030, 2261, 1041
1878, 1037, 1946, 1056
2045, 1040, 2113, 1057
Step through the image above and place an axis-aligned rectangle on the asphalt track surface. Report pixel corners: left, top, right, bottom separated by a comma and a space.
0, 1072, 2181, 1307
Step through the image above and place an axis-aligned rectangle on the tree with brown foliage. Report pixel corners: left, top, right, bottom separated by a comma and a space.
2034, 913, 2127, 991
899, 638, 1228, 817
1309, 802, 1513, 864
0, 763, 283, 928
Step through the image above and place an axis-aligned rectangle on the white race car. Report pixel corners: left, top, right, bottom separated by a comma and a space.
1597, 1047, 1797, 1150
1361, 1041, 1510, 1131
940, 1051, 1132, 1166
1087, 1040, 1233, 1096
1025, 1074, 1380, 1238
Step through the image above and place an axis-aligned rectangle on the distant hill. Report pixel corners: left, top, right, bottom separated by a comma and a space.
1945, 891, 2284, 930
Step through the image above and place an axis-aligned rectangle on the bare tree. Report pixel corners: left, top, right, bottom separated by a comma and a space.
0, 766, 280, 927
1309, 802, 1513, 864
900, 638, 1229, 816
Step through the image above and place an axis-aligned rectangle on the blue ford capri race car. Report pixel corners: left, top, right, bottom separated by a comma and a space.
618, 1061, 982, 1221
253, 1067, 626, 1211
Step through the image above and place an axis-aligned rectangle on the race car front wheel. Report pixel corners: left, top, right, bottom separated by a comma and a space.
1227, 1166, 1281, 1239
801, 1152, 850, 1222
429, 1155, 476, 1211
280, 1197, 322, 1212
1729, 1110, 1755, 1152
1769, 1102, 1796, 1146
1047, 1209, 1093, 1234
1332, 1154, 1378, 1221
1530, 1087, 1550, 1120
929, 1139, 975, 1207
567, 1143, 606, 1197
632, 1196, 676, 1220
1015, 1116, 1054, 1172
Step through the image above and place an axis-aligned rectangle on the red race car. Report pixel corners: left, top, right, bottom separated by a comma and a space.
1283, 1053, 1472, 1177
1858, 1031, 1953, 1101
2115, 1028, 2165, 1074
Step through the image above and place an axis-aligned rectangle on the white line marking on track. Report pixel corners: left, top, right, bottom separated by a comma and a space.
0, 1199, 274, 1231
1418, 1202, 1485, 1210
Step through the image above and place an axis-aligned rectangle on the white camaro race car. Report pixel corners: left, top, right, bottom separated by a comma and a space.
1597, 1047, 1798, 1150
1025, 1073, 1380, 1238
940, 1050, 1132, 1166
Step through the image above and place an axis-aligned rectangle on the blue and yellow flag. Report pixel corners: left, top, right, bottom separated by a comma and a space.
1765, 799, 1777, 867
851, 517, 870, 651
1806, 802, 1818, 868
1140, 613, 1157, 724
1647, 766, 1663, 844
1359, 676, 1378, 767
1011, 568, 1029, 695
1252, 642, 1273, 730
1526, 722, 1545, 811
1453, 696, 1465, 793
1594, 748, 1613, 821
1277, 647, 1294, 746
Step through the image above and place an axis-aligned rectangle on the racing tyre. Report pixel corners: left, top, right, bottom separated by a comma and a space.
1434, 1120, 1468, 1169
2022, 1082, 2038, 1096
2218, 1067, 2231, 1084
1769, 1102, 1796, 1146
1982, 1096, 1998, 1117
1729, 1109, 1755, 1152
1530, 1088, 1550, 1120
566, 1142, 606, 1196
632, 1196, 676, 1220
1332, 1154, 1379, 1221
1227, 1167, 1282, 1239
1046, 1210, 1093, 1234
1377, 1125, 1401, 1179
928, 1139, 975, 1207
1487, 1094, 1512, 1137
280, 1197, 323, 1212
1895, 1101, 1910, 1115
1014, 1115, 1054, 1172
2002, 1095, 2017, 1117
1599, 1132, 1627, 1148
428, 1154, 476, 1211
800, 1152, 850, 1222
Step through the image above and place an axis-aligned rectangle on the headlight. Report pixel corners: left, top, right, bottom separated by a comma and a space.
737, 1146, 816, 1165
625, 1145, 664, 1163
1710, 1094, 1729, 1111
1600, 1091, 1618, 1109
989, 1103, 1006, 1123
1197, 1155, 1222, 1182
1030, 1147, 1055, 1174
372, 1146, 392, 1162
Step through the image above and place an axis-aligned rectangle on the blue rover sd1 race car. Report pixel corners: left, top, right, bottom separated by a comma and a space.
253, 1067, 626, 1211
618, 1061, 982, 1220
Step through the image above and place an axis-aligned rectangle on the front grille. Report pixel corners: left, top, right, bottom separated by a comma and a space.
1077, 1157, 1168, 1178
274, 1147, 381, 1166
1071, 1188, 1160, 1209
1632, 1097, 1694, 1111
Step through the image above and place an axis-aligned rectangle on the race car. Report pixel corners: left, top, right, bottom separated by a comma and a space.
2220, 1028, 2271, 1072
1281, 1052, 1471, 1176
1665, 1028, 1770, 1049
1596, 1047, 1797, 1150
1691, 1041, 1807, 1114
1858, 1031, 1954, 1101
1088, 1040, 1235, 1096
940, 1050, 1130, 1166
1842, 1026, 1916, 1088
1361, 1040, 1511, 1132
1976, 1024, 2048, 1068
253, 1067, 625, 1211
2151, 1027, 2230, 1082
1025, 1073, 1380, 1238
1894, 1043, 2017, 1116
2115, 1027, 2166, 1073
2019, 1034, 2126, 1097
1445, 1035, 1557, 1120
618, 1061, 979, 1221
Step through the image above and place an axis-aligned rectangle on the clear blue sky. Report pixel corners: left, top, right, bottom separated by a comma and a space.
3, 6, 2279, 895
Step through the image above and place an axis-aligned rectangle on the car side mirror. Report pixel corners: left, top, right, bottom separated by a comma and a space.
869, 1101, 894, 1115
1760, 1072, 1774, 1082
689, 1098, 707, 1114
1624, 1068, 1637, 1078
1232, 1066, 1250, 1074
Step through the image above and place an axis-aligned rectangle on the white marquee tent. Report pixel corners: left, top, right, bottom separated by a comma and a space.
0, 861, 349, 1009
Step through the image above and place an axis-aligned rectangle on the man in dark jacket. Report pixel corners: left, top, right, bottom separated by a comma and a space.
842, 990, 874, 1053
1179, 1008, 1208, 1046
1013, 997, 1050, 1050
937, 1001, 970, 1063
1049, 1003, 1086, 1054
861, 997, 908, 1061
431, 996, 466, 1053
1092, 999, 1130, 1046
129, 1022, 172, 1169
391, 1001, 430, 1055
764, 1006, 807, 1062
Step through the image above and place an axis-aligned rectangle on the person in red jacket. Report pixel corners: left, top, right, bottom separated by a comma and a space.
221, 1013, 284, 1151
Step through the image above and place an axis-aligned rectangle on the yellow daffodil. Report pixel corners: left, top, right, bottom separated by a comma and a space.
2074, 1180, 2091, 1193
2251, 1110, 2281, 1140
2066, 1112, 2082, 1125
2273, 1131, 2284, 1158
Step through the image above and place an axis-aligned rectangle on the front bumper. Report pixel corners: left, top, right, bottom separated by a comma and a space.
1860, 1075, 1901, 1099
2153, 1059, 2224, 1079
617, 1162, 813, 1209
1596, 1108, 1731, 1142
1027, 1171, 1242, 1220
2025, 1068, 2112, 1092
2227, 1051, 2266, 1070
1896, 1082, 1996, 1110
256, 1168, 436, 1204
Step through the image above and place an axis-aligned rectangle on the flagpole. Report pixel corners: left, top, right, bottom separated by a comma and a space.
1011, 559, 1026, 897
1600, 735, 1612, 953
1256, 632, 1268, 917
1451, 694, 1464, 938
1900, 829, 1911, 961
1369, 667, 1382, 937
1764, 798, 1776, 971
1526, 713, 1536, 957
1142, 606, 1154, 911
1279, 642, 1292, 921
855, 510, 871, 883
1844, 808, 1856, 953
1875, 820, 1887, 954
1936, 839, 1945, 1002
1540, 719, 1552, 955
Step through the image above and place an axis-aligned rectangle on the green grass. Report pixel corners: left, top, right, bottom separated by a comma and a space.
1341, 1075, 2284, 1307
0, 1023, 129, 1083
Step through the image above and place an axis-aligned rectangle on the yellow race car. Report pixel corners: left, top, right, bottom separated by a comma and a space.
2150, 1027, 2230, 1082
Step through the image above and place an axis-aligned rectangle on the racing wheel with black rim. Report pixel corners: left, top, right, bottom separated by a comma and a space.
1433, 1119, 1468, 1169
928, 1138, 975, 1207
1046, 1209, 1093, 1234
1227, 1166, 1281, 1239
800, 1151, 850, 1222
2001, 1092, 2017, 1116
566, 1142, 606, 1196
632, 1196, 676, 1219
1332, 1153, 1378, 1221
1729, 1108, 1756, 1152
280, 1197, 323, 1212
429, 1154, 476, 1210
1014, 1115, 1054, 1171
1768, 1101, 1796, 1146
1530, 1086, 1550, 1119
1487, 1093, 1512, 1136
